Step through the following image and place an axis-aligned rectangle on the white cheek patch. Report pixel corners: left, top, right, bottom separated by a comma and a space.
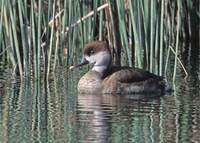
85, 55, 95, 64
86, 51, 111, 73
85, 51, 111, 66
85, 56, 90, 61
94, 51, 111, 66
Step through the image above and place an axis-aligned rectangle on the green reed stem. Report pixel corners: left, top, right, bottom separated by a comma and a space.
0, 1, 4, 48
60, 0, 67, 64
31, 0, 37, 79
139, 0, 149, 69
9, 24, 17, 68
8, 0, 23, 79
18, 0, 29, 77
47, 0, 56, 78
53, 31, 59, 72
173, 0, 181, 81
116, 0, 132, 66
37, 0, 42, 79
98, 1, 103, 41
159, 0, 165, 76
129, 0, 141, 67
155, 18, 159, 75
92, 0, 97, 38
150, 1, 156, 72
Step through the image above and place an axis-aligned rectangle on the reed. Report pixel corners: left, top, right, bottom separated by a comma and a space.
7, 0, 23, 78
30, 0, 37, 79
18, 0, 29, 77
47, 0, 56, 78
173, 0, 181, 81
0, 0, 199, 81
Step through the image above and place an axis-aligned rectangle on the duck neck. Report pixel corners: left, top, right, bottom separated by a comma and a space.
91, 52, 112, 78
92, 65, 109, 76
92, 61, 112, 78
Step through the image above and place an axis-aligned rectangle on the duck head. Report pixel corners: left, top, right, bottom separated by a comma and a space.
70, 41, 112, 74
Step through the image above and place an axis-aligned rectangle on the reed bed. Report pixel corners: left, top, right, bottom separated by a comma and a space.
0, 0, 199, 81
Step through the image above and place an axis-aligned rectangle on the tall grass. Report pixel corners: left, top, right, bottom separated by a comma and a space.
0, 0, 199, 81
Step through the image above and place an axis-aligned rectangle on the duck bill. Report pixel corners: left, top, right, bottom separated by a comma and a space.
77, 57, 89, 67
69, 57, 89, 70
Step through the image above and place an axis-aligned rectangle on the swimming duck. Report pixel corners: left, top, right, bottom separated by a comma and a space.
70, 41, 166, 94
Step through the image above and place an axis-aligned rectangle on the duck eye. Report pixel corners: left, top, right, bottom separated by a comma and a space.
89, 50, 94, 56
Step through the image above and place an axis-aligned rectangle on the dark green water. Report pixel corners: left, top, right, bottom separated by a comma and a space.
0, 61, 200, 143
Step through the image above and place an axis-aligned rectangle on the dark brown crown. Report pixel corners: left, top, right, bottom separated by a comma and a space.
83, 41, 110, 56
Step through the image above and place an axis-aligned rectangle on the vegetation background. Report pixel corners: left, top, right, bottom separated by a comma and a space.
0, 0, 199, 81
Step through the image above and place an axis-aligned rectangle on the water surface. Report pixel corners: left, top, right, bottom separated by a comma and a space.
0, 64, 200, 143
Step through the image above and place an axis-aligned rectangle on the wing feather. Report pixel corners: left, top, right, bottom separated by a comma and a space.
104, 66, 162, 83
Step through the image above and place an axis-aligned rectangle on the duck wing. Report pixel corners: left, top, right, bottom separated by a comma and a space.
102, 66, 164, 94
104, 66, 163, 83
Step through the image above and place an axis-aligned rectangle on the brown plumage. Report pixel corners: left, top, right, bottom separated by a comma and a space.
83, 41, 110, 56
102, 66, 164, 94
71, 41, 166, 94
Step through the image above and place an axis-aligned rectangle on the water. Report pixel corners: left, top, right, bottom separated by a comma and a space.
0, 64, 200, 143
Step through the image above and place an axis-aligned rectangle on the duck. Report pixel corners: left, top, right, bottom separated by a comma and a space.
70, 41, 167, 94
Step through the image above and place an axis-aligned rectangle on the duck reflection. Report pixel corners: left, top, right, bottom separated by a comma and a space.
76, 93, 164, 142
